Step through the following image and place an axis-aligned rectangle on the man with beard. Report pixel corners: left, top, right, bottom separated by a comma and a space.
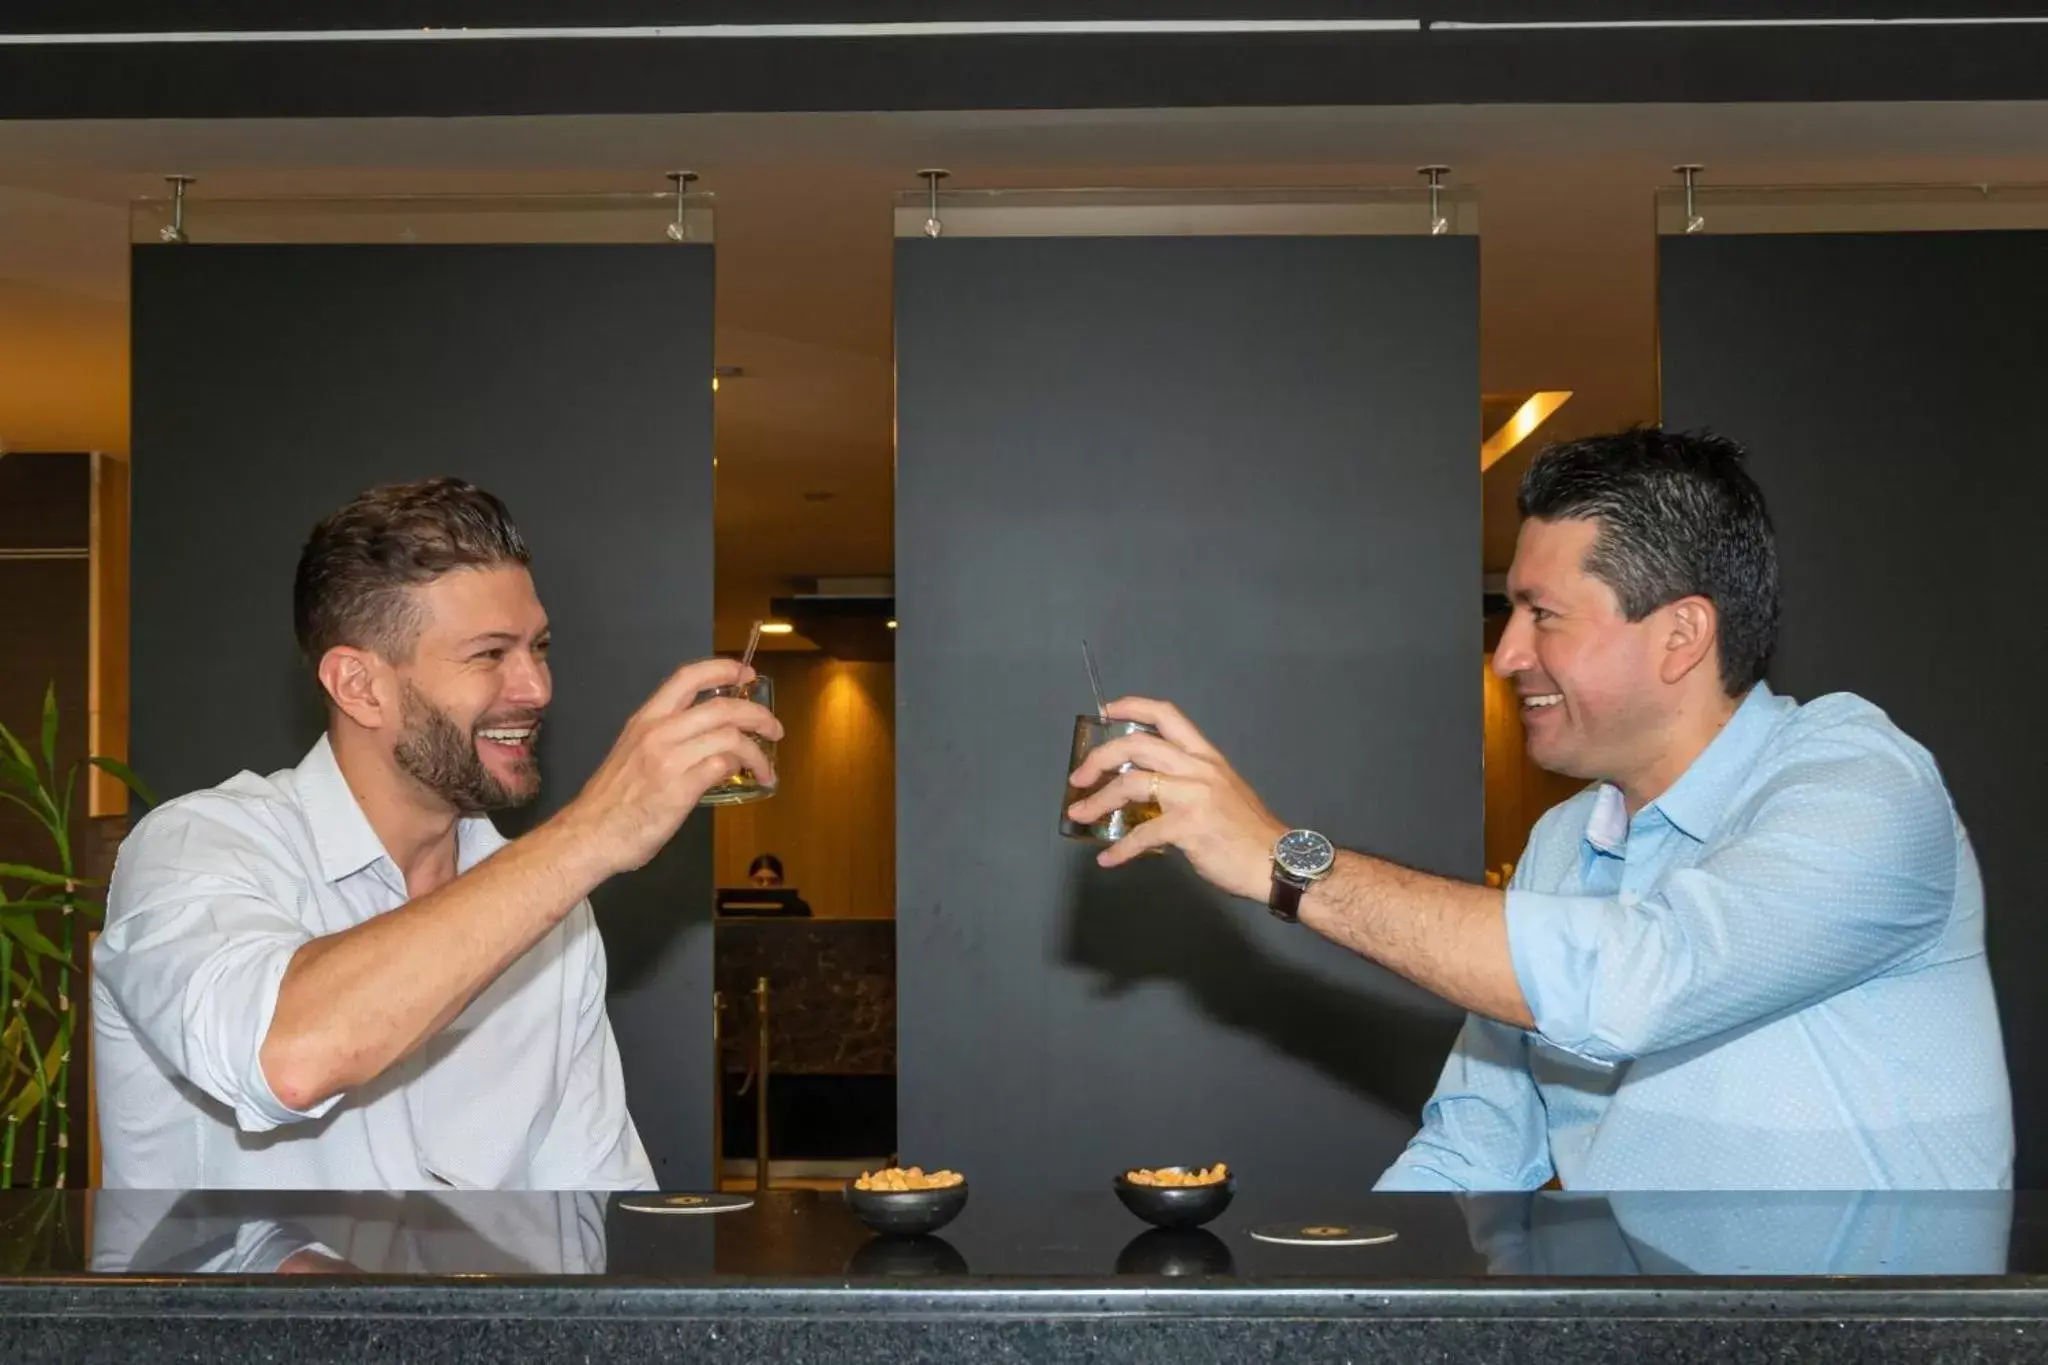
93, 478, 779, 1189
1068, 429, 2012, 1190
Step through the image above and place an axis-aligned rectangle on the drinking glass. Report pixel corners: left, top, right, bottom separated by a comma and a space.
695, 675, 777, 806
1059, 714, 1162, 844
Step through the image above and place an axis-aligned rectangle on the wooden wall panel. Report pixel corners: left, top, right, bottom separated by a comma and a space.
88, 452, 129, 817
713, 654, 894, 920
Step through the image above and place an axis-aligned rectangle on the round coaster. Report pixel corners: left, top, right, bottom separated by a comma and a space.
1247, 1222, 1398, 1247
618, 1193, 756, 1215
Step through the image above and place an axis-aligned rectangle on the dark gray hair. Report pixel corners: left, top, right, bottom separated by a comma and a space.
1518, 428, 1779, 696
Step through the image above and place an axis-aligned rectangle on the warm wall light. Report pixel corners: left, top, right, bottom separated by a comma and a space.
758, 621, 796, 636
1480, 390, 1573, 472
886, 620, 898, 630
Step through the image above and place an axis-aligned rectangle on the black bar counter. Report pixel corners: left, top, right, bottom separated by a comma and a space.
5, 1186, 2047, 1363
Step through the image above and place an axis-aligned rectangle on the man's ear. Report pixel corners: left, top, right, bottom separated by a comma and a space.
1656, 594, 1721, 687
317, 646, 394, 731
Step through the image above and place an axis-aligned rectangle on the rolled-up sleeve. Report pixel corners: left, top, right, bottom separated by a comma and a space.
1505, 740, 1956, 1066
95, 800, 338, 1133
1376, 1013, 1554, 1192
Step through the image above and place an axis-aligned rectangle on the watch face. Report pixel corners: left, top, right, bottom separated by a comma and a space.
1275, 829, 1335, 880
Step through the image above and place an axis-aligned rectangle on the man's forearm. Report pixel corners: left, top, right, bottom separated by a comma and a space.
259, 812, 615, 1111
1296, 852, 1534, 1028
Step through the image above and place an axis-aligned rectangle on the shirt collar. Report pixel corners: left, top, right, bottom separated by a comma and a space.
1648, 682, 1791, 842
296, 734, 510, 884
1580, 682, 1790, 852
296, 734, 390, 884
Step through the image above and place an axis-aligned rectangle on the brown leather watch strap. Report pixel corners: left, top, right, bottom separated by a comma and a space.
1268, 875, 1305, 923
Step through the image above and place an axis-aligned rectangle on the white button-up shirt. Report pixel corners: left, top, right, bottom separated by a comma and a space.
93, 735, 656, 1191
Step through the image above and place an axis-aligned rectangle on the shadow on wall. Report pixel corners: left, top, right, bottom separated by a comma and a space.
1056, 845, 1458, 1121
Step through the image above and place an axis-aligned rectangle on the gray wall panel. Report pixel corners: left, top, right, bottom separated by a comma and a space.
895, 234, 1479, 1194
130, 243, 716, 1185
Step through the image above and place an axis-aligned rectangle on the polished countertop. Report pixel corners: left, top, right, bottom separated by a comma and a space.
1, 1185, 2041, 1290
10, 1189, 2047, 1364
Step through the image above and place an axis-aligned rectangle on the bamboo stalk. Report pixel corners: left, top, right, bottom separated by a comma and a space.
30, 1024, 52, 1189
45, 1014, 70, 1189
7, 998, 46, 1192
1, 934, 14, 1191
50, 875, 78, 1190
20, 998, 49, 1190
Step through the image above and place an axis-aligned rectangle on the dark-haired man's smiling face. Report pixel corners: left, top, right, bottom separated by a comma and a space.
1493, 517, 1672, 785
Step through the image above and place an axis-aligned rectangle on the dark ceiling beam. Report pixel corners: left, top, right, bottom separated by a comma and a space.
7, 8, 2048, 117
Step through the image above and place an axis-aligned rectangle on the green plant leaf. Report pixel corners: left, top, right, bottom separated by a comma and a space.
0, 916, 66, 964
4, 1010, 52, 1125
38, 684, 57, 780
0, 866, 72, 889
87, 757, 157, 810
0, 791, 52, 835
7, 971, 51, 1013
0, 725, 37, 796
0, 731, 59, 834
4, 1072, 45, 1126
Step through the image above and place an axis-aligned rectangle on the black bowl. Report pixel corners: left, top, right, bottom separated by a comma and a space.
1112, 1169, 1235, 1230
1114, 1227, 1236, 1277
847, 1234, 969, 1278
844, 1180, 970, 1237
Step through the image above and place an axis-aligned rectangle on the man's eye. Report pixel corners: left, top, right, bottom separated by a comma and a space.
475, 648, 506, 662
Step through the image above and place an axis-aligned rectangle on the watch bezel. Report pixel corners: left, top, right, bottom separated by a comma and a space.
1274, 828, 1336, 882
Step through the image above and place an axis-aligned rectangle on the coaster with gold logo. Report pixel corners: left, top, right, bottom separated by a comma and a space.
1247, 1222, 1398, 1247
618, 1193, 757, 1215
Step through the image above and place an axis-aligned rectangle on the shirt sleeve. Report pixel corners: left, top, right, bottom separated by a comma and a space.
528, 904, 658, 1191
1374, 1011, 1556, 1192
1504, 734, 1957, 1067
94, 798, 339, 1133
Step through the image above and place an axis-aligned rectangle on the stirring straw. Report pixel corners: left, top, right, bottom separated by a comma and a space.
739, 620, 765, 677
1081, 639, 1108, 720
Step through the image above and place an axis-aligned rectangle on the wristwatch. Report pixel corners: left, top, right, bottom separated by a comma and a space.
1269, 829, 1336, 922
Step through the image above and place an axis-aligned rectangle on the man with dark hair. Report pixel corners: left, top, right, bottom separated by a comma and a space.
1071, 428, 2011, 1190
94, 478, 779, 1190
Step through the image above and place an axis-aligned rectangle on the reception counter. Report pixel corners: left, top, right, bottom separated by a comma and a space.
4, 1186, 2045, 1362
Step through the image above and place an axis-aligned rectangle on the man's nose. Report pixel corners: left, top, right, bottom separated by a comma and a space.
505, 651, 551, 708
1493, 612, 1534, 679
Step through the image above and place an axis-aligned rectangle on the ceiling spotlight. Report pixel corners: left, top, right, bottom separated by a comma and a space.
758, 621, 796, 636
886, 620, 898, 630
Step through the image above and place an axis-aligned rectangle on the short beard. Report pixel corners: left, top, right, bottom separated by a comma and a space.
392, 681, 539, 815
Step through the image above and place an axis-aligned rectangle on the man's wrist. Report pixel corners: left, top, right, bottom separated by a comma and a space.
1245, 819, 1291, 900
528, 805, 623, 904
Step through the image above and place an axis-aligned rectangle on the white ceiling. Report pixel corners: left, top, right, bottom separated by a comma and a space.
6, 102, 2048, 643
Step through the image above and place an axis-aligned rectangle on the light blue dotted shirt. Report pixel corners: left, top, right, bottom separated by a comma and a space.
1379, 683, 2013, 1191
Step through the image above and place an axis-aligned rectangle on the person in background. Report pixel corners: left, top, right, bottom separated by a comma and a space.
749, 854, 785, 888
94, 478, 781, 1189
1070, 428, 2012, 1190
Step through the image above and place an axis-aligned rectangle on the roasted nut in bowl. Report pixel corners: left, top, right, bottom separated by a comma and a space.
1114, 1165, 1235, 1229
845, 1167, 969, 1236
